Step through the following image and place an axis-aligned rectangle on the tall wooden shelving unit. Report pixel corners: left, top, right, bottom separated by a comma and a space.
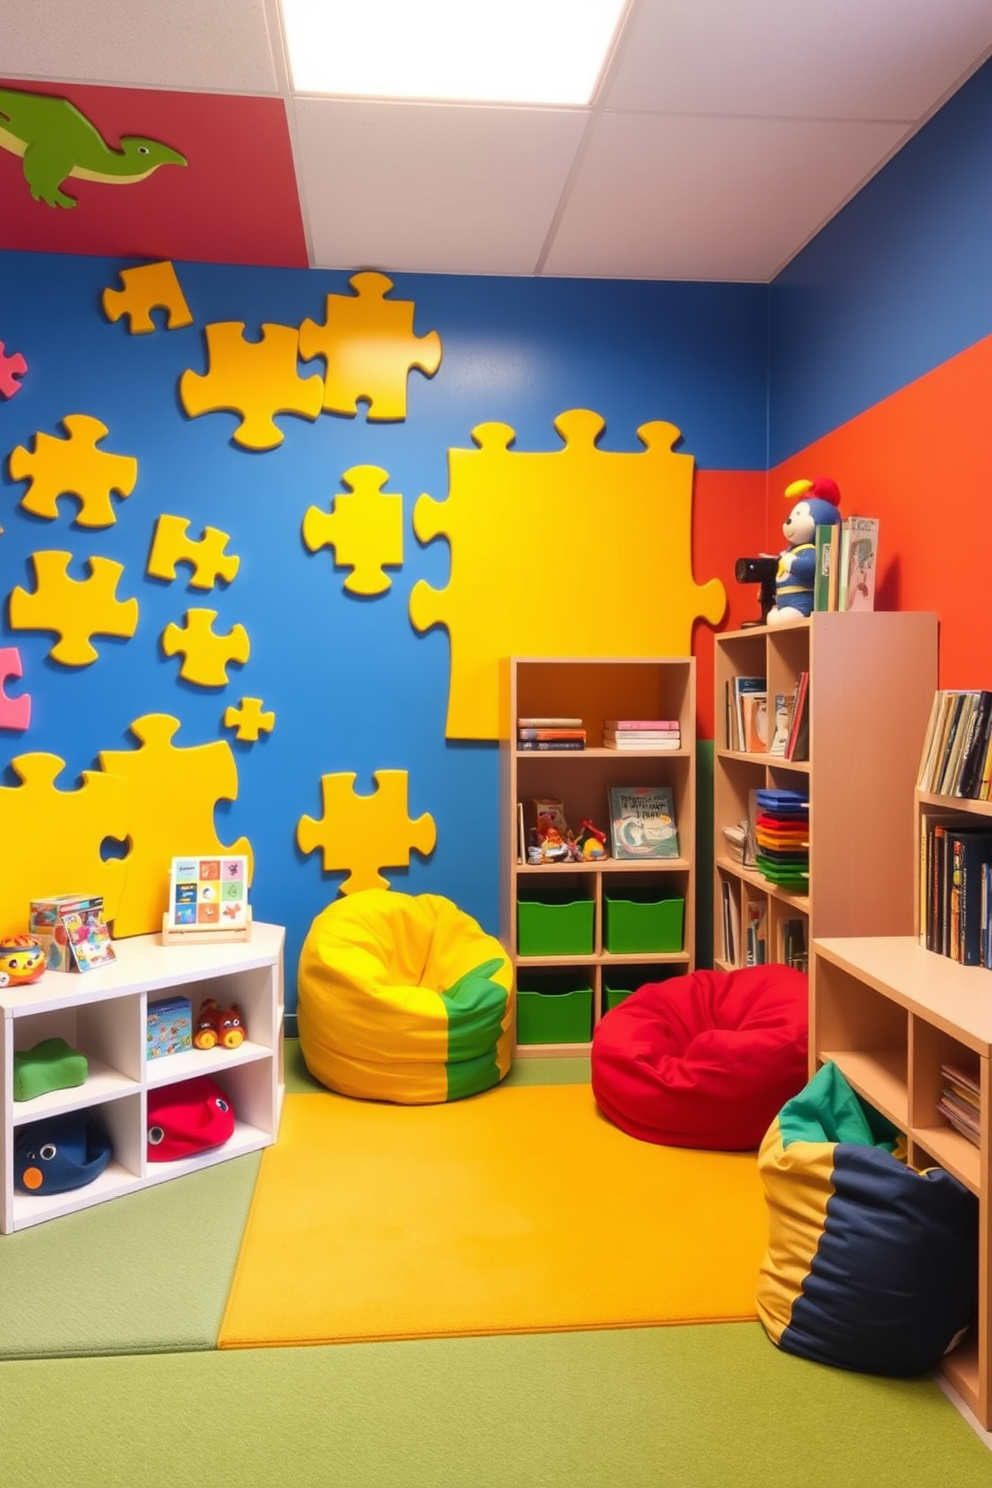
499, 657, 695, 1056
713, 612, 938, 968
808, 781, 992, 1429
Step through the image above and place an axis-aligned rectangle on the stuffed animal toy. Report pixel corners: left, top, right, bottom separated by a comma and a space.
767, 477, 842, 624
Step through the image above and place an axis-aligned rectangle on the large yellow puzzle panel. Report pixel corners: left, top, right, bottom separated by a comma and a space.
409, 410, 726, 740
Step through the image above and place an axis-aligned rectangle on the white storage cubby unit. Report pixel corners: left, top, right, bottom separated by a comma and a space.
0, 921, 285, 1232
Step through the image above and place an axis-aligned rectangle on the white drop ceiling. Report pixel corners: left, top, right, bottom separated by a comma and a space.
2, 0, 991, 281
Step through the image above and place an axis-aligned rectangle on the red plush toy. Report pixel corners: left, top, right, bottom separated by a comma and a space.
146, 1075, 236, 1162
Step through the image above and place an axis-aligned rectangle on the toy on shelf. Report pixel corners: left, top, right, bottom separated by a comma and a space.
146, 1075, 236, 1162
0, 934, 47, 987
15, 1112, 113, 1194
576, 819, 609, 860
147, 996, 193, 1059
162, 854, 251, 945
193, 998, 247, 1050
767, 477, 841, 625
14, 1037, 88, 1102
29, 894, 115, 973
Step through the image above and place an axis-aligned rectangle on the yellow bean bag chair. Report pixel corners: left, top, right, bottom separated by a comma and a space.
297, 889, 514, 1104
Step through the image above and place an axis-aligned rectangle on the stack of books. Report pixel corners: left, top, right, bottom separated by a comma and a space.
917, 689, 992, 799
938, 1061, 981, 1147
517, 716, 586, 751
753, 788, 809, 887
603, 719, 680, 751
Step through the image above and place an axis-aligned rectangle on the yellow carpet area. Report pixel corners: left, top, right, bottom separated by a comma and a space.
219, 1083, 768, 1349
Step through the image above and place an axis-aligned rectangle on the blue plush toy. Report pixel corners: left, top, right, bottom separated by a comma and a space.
767, 477, 842, 624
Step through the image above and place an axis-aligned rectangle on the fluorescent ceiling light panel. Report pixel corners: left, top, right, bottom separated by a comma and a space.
281, 0, 628, 104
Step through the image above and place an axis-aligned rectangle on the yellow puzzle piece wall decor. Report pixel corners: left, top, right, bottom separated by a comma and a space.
9, 551, 140, 665
178, 321, 324, 451
223, 697, 275, 743
147, 514, 240, 590
296, 769, 437, 895
101, 260, 194, 334
8, 413, 138, 526
161, 608, 251, 687
98, 713, 253, 938
0, 753, 129, 932
409, 410, 727, 740
298, 271, 442, 421
301, 465, 404, 596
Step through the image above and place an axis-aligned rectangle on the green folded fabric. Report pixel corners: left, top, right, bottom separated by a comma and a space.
13, 1037, 88, 1102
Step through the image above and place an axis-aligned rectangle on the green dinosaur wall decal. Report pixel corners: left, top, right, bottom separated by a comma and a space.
0, 86, 186, 208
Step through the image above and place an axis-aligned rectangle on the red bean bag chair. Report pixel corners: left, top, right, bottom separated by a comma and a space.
591, 966, 809, 1150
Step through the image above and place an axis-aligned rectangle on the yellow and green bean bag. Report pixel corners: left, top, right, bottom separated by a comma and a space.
756, 1060, 978, 1376
297, 889, 514, 1104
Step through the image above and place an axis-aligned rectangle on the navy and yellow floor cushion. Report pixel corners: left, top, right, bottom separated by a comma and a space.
298, 889, 514, 1104
14, 1036, 88, 1102
14, 1111, 112, 1194
591, 965, 809, 1150
756, 1060, 979, 1376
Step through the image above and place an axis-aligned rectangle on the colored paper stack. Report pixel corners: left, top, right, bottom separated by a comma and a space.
754, 788, 809, 887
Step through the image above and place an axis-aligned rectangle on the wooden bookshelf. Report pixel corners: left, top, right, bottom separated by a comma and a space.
811, 934, 991, 1427
713, 612, 938, 970
499, 657, 695, 1056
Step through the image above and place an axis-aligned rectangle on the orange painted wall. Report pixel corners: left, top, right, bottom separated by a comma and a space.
767, 333, 992, 690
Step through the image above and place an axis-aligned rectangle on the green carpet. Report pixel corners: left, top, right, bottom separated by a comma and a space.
1, 1322, 988, 1488
0, 1153, 260, 1359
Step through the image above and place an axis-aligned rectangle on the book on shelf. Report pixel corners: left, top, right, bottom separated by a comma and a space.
721, 878, 742, 966
784, 672, 809, 761
518, 739, 586, 751
813, 524, 839, 611
951, 829, 992, 965
745, 899, 768, 966
608, 784, 679, 861
603, 730, 679, 751
767, 693, 793, 757
729, 676, 766, 751
782, 917, 808, 972
722, 821, 748, 864
741, 691, 768, 754
522, 796, 570, 841
603, 719, 680, 731
918, 689, 989, 797
518, 716, 583, 728
517, 727, 587, 741
842, 517, 880, 611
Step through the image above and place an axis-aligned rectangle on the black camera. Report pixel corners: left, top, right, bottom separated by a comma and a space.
735, 555, 778, 626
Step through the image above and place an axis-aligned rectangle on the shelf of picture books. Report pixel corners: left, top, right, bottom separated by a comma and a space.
713, 611, 938, 971
0, 920, 285, 1232
499, 655, 695, 1054
809, 934, 992, 1426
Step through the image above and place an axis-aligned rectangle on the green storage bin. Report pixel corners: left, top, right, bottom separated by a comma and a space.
604, 984, 636, 1012
603, 966, 681, 1013
604, 893, 684, 954
517, 897, 594, 956
516, 978, 593, 1044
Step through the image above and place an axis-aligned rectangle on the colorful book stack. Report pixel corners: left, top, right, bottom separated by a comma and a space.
517, 716, 586, 751
754, 788, 809, 887
938, 1061, 981, 1148
602, 719, 680, 751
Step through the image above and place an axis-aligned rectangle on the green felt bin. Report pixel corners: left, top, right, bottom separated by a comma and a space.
517, 898, 594, 957
515, 979, 593, 1044
604, 894, 684, 954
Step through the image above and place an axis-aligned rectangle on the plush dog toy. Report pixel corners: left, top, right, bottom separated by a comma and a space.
767, 477, 842, 624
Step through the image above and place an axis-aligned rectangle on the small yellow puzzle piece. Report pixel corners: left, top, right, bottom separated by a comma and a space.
178, 321, 324, 450
409, 410, 727, 740
8, 414, 138, 527
161, 608, 250, 687
101, 261, 194, 334
147, 514, 240, 590
299, 272, 442, 421
297, 769, 437, 894
223, 697, 275, 742
99, 713, 253, 938
301, 465, 404, 596
0, 753, 129, 932
9, 551, 140, 666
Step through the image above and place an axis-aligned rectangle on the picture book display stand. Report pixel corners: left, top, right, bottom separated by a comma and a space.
161, 854, 252, 946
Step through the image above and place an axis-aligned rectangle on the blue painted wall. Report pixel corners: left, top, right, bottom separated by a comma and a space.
769, 56, 992, 463
0, 253, 766, 999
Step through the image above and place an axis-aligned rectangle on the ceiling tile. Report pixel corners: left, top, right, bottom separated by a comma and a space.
543, 112, 911, 282
605, 0, 992, 120
0, 0, 280, 93
295, 99, 588, 275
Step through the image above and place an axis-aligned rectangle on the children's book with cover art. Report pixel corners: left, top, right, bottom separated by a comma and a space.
166, 855, 249, 930
843, 517, 880, 611
608, 785, 679, 860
